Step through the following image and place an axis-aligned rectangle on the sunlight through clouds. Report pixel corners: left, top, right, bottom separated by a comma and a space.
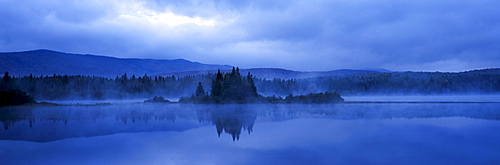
113, 1, 216, 27
124, 10, 215, 27
0, 0, 498, 71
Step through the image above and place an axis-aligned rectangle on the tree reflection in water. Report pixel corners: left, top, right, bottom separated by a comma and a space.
0, 108, 35, 130
1, 103, 500, 142
202, 105, 256, 141
0, 104, 259, 141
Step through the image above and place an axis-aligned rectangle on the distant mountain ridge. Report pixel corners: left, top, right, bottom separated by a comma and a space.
2, 49, 497, 79
0, 49, 232, 77
0, 49, 390, 79
160, 68, 500, 80
162, 68, 385, 79
463, 68, 500, 74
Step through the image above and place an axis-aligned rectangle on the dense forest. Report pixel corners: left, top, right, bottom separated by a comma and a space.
1, 69, 499, 101
257, 70, 500, 95
1, 72, 212, 100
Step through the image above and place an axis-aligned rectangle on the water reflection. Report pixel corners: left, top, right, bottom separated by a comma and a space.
1, 103, 500, 142
0, 108, 35, 130
204, 105, 256, 141
0, 104, 260, 142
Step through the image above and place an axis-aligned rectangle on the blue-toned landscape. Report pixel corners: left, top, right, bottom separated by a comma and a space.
1, 61, 499, 165
1, 99, 500, 164
2, 0, 500, 164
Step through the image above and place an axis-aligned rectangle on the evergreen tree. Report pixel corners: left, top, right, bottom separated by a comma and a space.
3, 72, 11, 83
195, 82, 206, 97
2, 71, 16, 91
213, 68, 259, 103
247, 72, 257, 97
211, 70, 224, 103
121, 73, 128, 80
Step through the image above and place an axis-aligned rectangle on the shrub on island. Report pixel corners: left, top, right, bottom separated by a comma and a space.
0, 90, 36, 106
145, 96, 171, 103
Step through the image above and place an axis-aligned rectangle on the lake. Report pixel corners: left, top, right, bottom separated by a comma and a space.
1, 96, 500, 165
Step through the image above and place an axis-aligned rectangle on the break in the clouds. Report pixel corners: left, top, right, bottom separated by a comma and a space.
0, 0, 499, 71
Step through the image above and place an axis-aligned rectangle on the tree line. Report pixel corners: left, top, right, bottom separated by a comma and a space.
256, 71, 500, 95
1, 70, 499, 101
2, 72, 214, 100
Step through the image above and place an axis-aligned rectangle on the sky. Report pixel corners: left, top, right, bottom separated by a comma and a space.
0, 0, 499, 72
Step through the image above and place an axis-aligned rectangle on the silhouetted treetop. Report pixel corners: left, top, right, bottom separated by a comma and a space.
183, 68, 259, 104
196, 82, 207, 97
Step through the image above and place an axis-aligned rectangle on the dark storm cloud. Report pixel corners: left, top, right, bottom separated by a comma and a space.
0, 0, 499, 71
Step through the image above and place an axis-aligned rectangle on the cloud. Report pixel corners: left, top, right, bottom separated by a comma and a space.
0, 0, 499, 71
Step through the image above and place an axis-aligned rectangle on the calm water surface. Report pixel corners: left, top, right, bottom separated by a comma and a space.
1, 98, 500, 164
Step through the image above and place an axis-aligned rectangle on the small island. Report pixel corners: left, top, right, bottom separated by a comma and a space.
179, 67, 344, 104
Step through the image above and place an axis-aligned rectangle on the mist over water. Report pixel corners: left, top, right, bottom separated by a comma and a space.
1, 99, 500, 164
38, 95, 500, 105
343, 95, 500, 102
1, 0, 499, 163
38, 99, 148, 105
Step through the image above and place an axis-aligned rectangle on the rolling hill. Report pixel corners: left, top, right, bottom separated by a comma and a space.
0, 49, 232, 77
162, 68, 385, 79
1, 49, 390, 79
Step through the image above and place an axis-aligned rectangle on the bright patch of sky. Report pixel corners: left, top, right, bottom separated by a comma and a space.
114, 2, 216, 27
